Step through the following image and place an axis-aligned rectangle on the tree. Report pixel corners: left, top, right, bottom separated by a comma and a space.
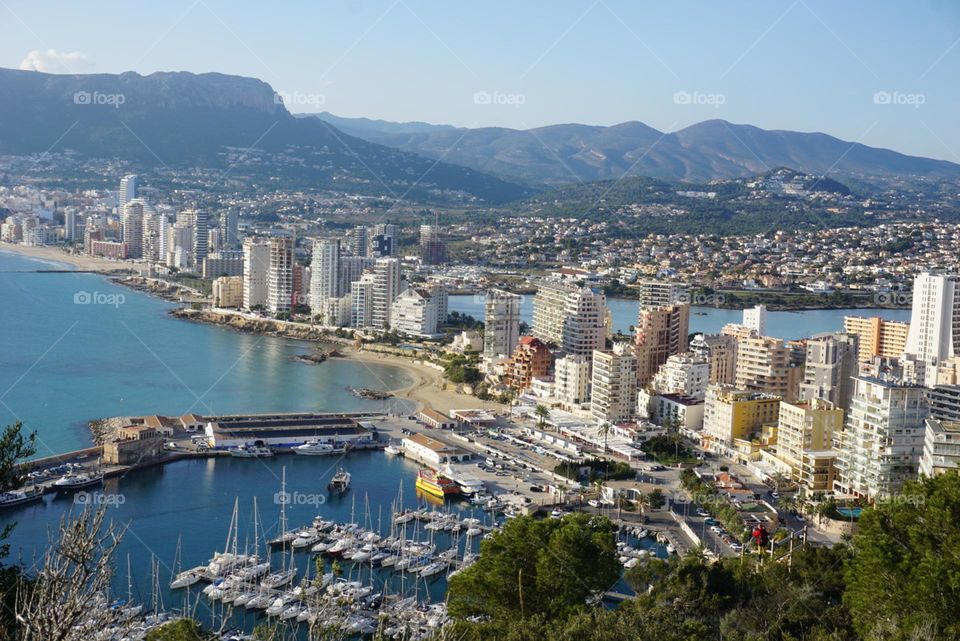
845, 474, 960, 640
448, 514, 620, 622
534, 404, 550, 429
600, 422, 612, 453
145, 619, 213, 641
646, 489, 666, 510
15, 507, 130, 641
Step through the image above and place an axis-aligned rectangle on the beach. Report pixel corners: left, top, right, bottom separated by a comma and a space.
0, 241, 132, 272
343, 348, 502, 415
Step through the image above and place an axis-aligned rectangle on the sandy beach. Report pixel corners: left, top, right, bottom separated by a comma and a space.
342, 349, 503, 416
0, 241, 132, 272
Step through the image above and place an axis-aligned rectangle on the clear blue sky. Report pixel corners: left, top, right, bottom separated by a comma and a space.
3, 0, 959, 161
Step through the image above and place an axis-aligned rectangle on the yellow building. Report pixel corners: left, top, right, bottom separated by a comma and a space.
702, 385, 781, 455
775, 399, 844, 492
843, 315, 910, 361
213, 275, 244, 308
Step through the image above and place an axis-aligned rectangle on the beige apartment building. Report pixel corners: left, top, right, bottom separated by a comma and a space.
775, 399, 844, 492
843, 315, 910, 361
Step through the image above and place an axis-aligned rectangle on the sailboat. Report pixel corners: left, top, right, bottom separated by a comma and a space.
169, 535, 204, 589
205, 498, 253, 578
267, 467, 297, 547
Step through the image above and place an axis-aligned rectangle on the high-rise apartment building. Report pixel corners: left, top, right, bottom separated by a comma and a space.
532, 281, 607, 357
483, 289, 522, 362
350, 275, 376, 328
742, 305, 768, 335
590, 343, 639, 423
371, 223, 397, 257
119, 174, 138, 211
637, 280, 688, 309
902, 272, 960, 386
833, 376, 929, 500
371, 258, 401, 329
504, 336, 552, 393
121, 200, 145, 258
919, 418, 960, 477
242, 237, 270, 309
390, 287, 445, 337
192, 209, 210, 267
650, 352, 710, 400
350, 225, 369, 257
554, 354, 592, 410
690, 333, 738, 385
798, 332, 859, 411
735, 335, 804, 401
634, 303, 690, 386
843, 315, 910, 361
309, 238, 341, 313
267, 235, 294, 314
219, 210, 239, 249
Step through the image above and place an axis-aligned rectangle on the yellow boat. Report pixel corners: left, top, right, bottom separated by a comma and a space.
415, 468, 460, 499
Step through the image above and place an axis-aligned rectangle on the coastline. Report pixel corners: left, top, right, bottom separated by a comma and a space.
170, 307, 499, 415
0, 241, 132, 272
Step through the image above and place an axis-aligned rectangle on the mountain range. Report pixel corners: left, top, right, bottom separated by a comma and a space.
0, 68, 531, 203
312, 111, 960, 186
0, 67, 957, 204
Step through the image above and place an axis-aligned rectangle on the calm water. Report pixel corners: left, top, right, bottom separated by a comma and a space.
448, 294, 912, 339
0, 250, 413, 457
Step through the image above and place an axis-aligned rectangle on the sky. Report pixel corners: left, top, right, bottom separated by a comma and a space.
2, 0, 959, 162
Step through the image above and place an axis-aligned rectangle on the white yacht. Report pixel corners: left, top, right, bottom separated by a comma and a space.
53, 472, 103, 491
383, 443, 402, 456
293, 440, 346, 456
0, 487, 43, 508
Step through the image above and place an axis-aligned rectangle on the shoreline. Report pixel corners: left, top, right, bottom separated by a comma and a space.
0, 241, 136, 272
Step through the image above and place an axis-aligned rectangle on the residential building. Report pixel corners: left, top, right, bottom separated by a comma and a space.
590, 343, 638, 424
637, 280, 687, 309
735, 336, 804, 401
371, 223, 397, 257
483, 289, 521, 362
390, 287, 444, 337
775, 399, 844, 492
338, 256, 376, 295
742, 305, 768, 335
844, 315, 910, 361
212, 275, 244, 308
690, 333, 738, 385
141, 211, 167, 263
192, 209, 210, 267
372, 258, 401, 329
650, 352, 710, 400
702, 385, 781, 455
118, 174, 138, 211
202, 250, 245, 279
350, 274, 376, 328
219, 210, 239, 249
242, 237, 270, 309
919, 418, 960, 477
554, 354, 592, 410
121, 199, 150, 259
531, 281, 607, 357
450, 330, 483, 354
634, 302, 690, 386
902, 272, 960, 386
930, 385, 960, 422
504, 336, 552, 393
349, 225, 369, 257
833, 376, 929, 500
644, 393, 705, 431
309, 238, 340, 312
798, 332, 858, 411
266, 235, 293, 314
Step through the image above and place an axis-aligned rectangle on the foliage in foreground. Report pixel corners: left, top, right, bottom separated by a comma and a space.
447, 473, 960, 641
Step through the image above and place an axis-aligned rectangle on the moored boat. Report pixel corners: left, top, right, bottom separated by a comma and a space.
327, 468, 351, 495
415, 468, 460, 500
0, 486, 44, 508
294, 440, 346, 456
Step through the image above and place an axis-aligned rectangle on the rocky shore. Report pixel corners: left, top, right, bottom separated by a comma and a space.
169, 308, 352, 345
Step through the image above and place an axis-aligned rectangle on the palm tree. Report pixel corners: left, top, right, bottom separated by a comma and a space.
600, 422, 612, 453
534, 404, 550, 430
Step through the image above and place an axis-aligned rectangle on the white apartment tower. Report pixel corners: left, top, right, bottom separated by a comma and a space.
309, 238, 340, 314
267, 235, 294, 314
590, 342, 639, 424
903, 272, 960, 386
242, 237, 270, 310
119, 174, 138, 211
372, 258, 401, 329
483, 289, 521, 361
833, 376, 929, 500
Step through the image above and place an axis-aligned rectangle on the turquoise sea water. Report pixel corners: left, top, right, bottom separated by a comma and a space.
448, 294, 912, 339
0, 250, 413, 457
